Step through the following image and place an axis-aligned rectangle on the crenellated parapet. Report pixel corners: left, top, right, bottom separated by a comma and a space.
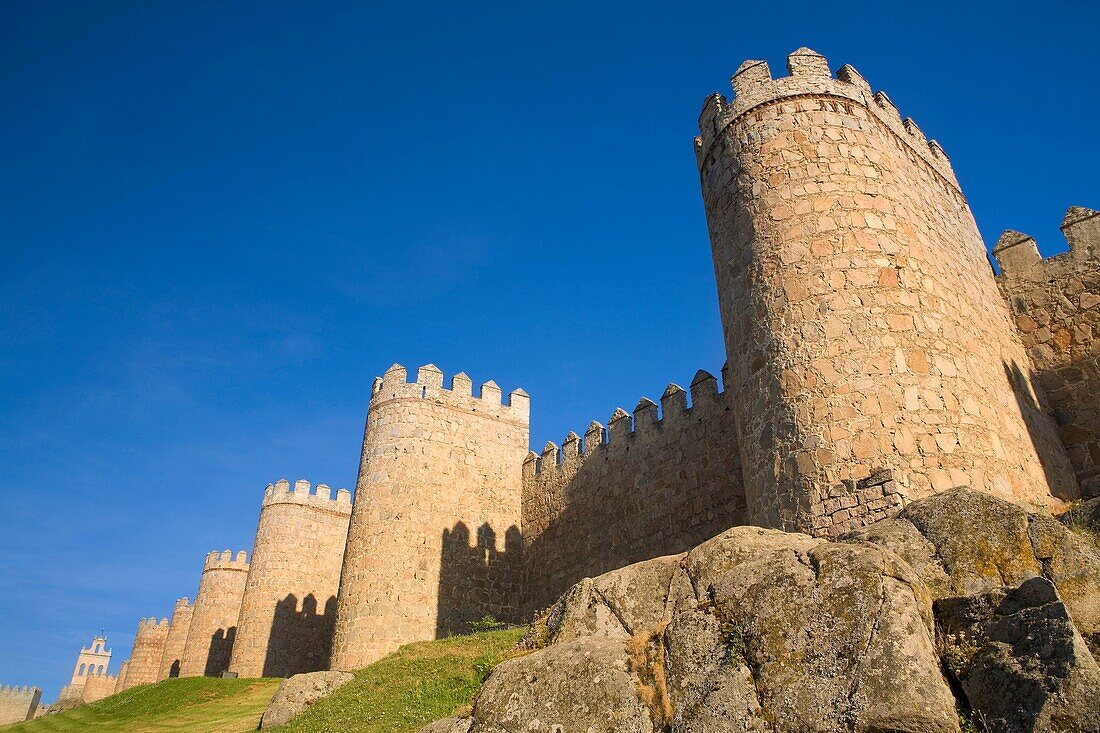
521, 367, 745, 611
137, 616, 170, 631
203, 549, 250, 572
994, 206, 1100, 495
262, 478, 352, 514
695, 47, 958, 194
370, 363, 529, 426
524, 367, 729, 481
0, 684, 41, 724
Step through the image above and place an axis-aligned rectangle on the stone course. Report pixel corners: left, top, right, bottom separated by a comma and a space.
178, 550, 249, 677
994, 207, 1100, 497
229, 479, 351, 678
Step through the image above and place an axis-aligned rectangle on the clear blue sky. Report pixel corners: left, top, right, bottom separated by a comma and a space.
1, 1, 1096, 699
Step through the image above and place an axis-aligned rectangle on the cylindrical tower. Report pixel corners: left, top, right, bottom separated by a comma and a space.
228, 479, 351, 678
331, 364, 529, 669
158, 597, 193, 680
695, 48, 1077, 535
179, 550, 249, 677
122, 617, 169, 689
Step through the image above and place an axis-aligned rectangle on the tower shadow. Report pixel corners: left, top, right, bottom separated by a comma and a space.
204, 627, 236, 677
262, 593, 339, 677
435, 521, 522, 638
1004, 359, 1080, 500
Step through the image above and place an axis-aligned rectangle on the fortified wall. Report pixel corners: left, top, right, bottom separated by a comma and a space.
121, 617, 169, 690
694, 48, 1078, 536
0, 685, 41, 724
521, 368, 745, 611
112, 661, 128, 693
994, 207, 1100, 498
229, 479, 351, 678
179, 550, 249, 677
331, 364, 529, 668
158, 597, 193, 680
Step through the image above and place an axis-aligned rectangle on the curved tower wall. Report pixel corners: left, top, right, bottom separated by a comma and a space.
112, 661, 129, 694
178, 550, 249, 677
157, 597, 193, 680
228, 479, 351, 678
695, 48, 1077, 535
331, 364, 529, 669
122, 617, 169, 689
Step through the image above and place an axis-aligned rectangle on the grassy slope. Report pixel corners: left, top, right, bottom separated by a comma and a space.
3, 677, 281, 733
277, 627, 523, 733
3, 627, 523, 733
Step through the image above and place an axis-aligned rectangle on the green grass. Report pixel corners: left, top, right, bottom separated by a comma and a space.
4, 627, 524, 733
2, 677, 281, 733
275, 627, 524, 733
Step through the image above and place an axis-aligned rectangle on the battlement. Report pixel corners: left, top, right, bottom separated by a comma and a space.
0, 685, 39, 698
993, 206, 1100, 277
203, 549, 250, 572
262, 478, 353, 513
694, 47, 958, 191
523, 367, 728, 479
369, 363, 529, 423
137, 616, 170, 631
174, 597, 191, 608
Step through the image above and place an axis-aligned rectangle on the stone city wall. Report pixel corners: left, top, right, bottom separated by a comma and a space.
695, 48, 1077, 536
112, 661, 129, 693
0, 685, 41, 724
332, 364, 529, 669
994, 206, 1100, 497
229, 479, 351, 678
521, 368, 746, 612
158, 597, 193, 680
122, 617, 169, 689
79, 671, 117, 703
179, 550, 249, 677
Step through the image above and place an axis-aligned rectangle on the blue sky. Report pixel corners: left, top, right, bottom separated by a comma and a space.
1, 1, 1096, 699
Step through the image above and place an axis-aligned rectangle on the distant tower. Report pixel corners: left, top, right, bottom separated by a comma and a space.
158, 598, 193, 680
331, 364, 529, 669
178, 550, 249, 677
121, 617, 169, 689
228, 479, 352, 678
695, 48, 1077, 535
56, 634, 112, 703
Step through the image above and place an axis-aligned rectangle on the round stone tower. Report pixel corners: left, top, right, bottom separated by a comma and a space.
122, 617, 169, 689
158, 597, 193, 680
695, 48, 1077, 535
331, 364, 529, 669
228, 479, 352, 678
179, 550, 249, 677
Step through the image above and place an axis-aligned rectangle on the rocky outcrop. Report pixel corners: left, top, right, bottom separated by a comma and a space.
937, 577, 1100, 733
422, 489, 1100, 733
258, 670, 354, 729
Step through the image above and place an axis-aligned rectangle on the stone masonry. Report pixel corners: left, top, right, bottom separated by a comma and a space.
178, 550, 249, 677
0, 685, 41, 724
331, 364, 530, 669
229, 479, 351, 678
695, 48, 1079, 536
158, 597, 193, 680
521, 368, 745, 612
994, 207, 1100, 498
121, 617, 169, 690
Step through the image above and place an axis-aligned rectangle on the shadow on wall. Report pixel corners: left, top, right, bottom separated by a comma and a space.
1004, 360, 1080, 500
168, 660, 180, 678
262, 594, 338, 678
204, 628, 236, 677
436, 522, 522, 638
